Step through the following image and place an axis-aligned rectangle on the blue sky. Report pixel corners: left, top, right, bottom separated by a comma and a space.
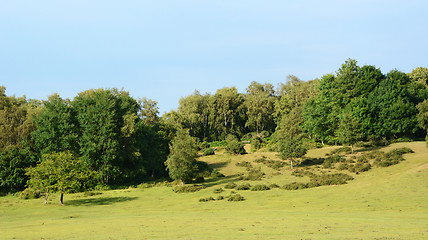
1, 0, 427, 114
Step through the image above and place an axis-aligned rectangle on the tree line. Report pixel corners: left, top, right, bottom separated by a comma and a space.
0, 59, 427, 199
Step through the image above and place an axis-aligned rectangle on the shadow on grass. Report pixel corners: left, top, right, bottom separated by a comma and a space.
66, 196, 138, 206
209, 161, 229, 169
202, 174, 242, 188
354, 146, 384, 153
298, 157, 325, 167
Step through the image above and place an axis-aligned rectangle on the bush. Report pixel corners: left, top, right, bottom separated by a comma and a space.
224, 182, 237, 189
354, 163, 371, 172
193, 176, 205, 183
251, 135, 263, 151
199, 196, 215, 202
217, 195, 225, 200
213, 188, 224, 194
268, 183, 280, 189
199, 141, 210, 150
226, 135, 247, 155
202, 148, 215, 156
327, 147, 352, 155
309, 173, 354, 186
173, 185, 205, 193
282, 182, 308, 190
236, 183, 252, 190
19, 188, 41, 199
227, 194, 245, 201
209, 140, 228, 148
251, 184, 270, 191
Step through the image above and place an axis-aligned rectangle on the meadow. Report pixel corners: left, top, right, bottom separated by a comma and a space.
1, 142, 427, 239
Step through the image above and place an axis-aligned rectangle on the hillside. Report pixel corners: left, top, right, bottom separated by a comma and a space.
0, 142, 427, 239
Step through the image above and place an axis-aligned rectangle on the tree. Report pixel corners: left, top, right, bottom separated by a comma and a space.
277, 109, 307, 169
139, 97, 159, 125
31, 94, 78, 155
244, 81, 276, 135
26, 152, 94, 205
225, 134, 246, 155
0, 147, 36, 193
336, 111, 363, 153
408, 67, 428, 86
165, 129, 198, 185
416, 99, 428, 147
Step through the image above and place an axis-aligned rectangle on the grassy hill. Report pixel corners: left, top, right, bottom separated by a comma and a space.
1, 142, 427, 239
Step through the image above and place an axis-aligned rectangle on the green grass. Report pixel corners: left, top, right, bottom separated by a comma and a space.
1, 142, 427, 239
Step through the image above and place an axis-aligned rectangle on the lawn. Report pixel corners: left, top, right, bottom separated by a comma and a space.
1, 142, 427, 239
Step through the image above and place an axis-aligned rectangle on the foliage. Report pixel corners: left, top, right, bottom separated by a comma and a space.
241, 168, 264, 181
202, 148, 215, 156
250, 184, 270, 191
172, 184, 205, 193
416, 99, 428, 146
0, 147, 36, 193
277, 108, 307, 168
165, 129, 199, 185
225, 135, 246, 155
26, 152, 95, 204
227, 193, 245, 201
19, 188, 41, 199
224, 182, 237, 189
236, 183, 252, 190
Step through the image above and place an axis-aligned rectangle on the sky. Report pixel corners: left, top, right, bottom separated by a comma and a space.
1, 0, 427, 114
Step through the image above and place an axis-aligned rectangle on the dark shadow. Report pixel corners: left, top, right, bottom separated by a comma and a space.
354, 146, 384, 153
202, 174, 242, 188
66, 196, 138, 206
209, 161, 229, 169
298, 157, 325, 167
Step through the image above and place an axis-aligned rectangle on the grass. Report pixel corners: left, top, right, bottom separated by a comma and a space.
1, 142, 427, 239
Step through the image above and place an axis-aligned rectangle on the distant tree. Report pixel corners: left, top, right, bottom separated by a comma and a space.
408, 67, 428, 86
244, 81, 276, 135
139, 97, 159, 125
165, 129, 199, 185
277, 109, 307, 169
225, 134, 246, 155
416, 99, 428, 147
26, 152, 94, 205
336, 111, 363, 153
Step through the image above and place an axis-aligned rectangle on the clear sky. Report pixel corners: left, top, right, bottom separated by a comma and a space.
1, 0, 427, 114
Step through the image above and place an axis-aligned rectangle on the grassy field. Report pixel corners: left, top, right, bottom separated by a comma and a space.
1, 142, 427, 239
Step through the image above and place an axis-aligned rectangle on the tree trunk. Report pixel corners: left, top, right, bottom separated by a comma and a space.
290, 158, 293, 169
44, 191, 49, 205
180, 179, 184, 186
351, 144, 354, 154
59, 193, 64, 205
151, 168, 155, 179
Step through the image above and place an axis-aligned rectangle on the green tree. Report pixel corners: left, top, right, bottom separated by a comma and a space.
0, 147, 36, 193
225, 134, 246, 155
408, 67, 428, 86
244, 81, 276, 135
277, 109, 307, 169
26, 152, 94, 205
31, 94, 78, 155
336, 111, 363, 153
139, 97, 159, 125
165, 129, 198, 185
416, 99, 428, 146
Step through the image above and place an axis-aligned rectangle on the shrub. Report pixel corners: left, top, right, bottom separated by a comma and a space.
19, 188, 41, 199
336, 163, 349, 171
227, 194, 245, 201
251, 184, 270, 191
254, 156, 267, 163
236, 183, 252, 190
209, 140, 228, 148
282, 182, 308, 190
217, 195, 225, 200
213, 188, 224, 194
309, 173, 354, 186
224, 182, 237, 189
327, 147, 352, 155
199, 196, 215, 202
251, 135, 263, 151
268, 183, 280, 189
202, 148, 215, 156
354, 163, 371, 172
173, 185, 205, 193
193, 176, 205, 183
226, 135, 247, 155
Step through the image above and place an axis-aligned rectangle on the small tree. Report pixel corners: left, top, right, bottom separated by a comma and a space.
26, 152, 94, 205
277, 109, 307, 169
225, 134, 246, 155
336, 111, 363, 153
165, 129, 198, 186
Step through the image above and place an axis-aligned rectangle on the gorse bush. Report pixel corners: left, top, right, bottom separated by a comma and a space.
268, 183, 280, 189
251, 184, 270, 191
236, 183, 251, 190
213, 188, 224, 194
19, 188, 41, 199
224, 182, 237, 189
327, 147, 352, 156
173, 185, 205, 193
227, 194, 245, 201
199, 196, 215, 202
282, 182, 308, 190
